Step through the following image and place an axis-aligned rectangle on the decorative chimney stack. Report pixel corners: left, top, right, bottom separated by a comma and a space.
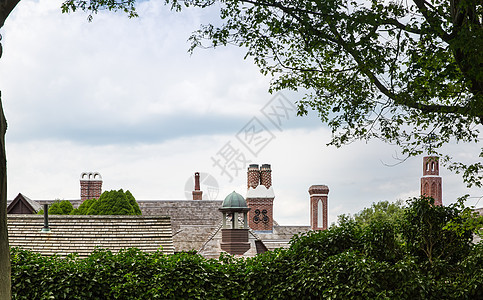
80, 172, 103, 201
260, 164, 272, 188
421, 156, 443, 206
309, 185, 329, 230
192, 172, 203, 200
246, 164, 275, 232
247, 164, 260, 189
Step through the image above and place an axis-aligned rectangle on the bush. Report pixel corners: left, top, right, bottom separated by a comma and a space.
86, 189, 141, 215
39, 200, 74, 215
70, 198, 97, 215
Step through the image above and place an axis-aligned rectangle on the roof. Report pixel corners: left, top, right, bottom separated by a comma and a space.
222, 191, 248, 209
8, 215, 174, 257
198, 215, 267, 258
136, 200, 223, 252
7, 193, 42, 214
257, 225, 311, 251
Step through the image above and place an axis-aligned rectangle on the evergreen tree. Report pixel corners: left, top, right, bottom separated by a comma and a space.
86, 189, 141, 215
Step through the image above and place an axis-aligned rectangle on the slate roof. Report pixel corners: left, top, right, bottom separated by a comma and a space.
257, 225, 311, 251
137, 200, 224, 253
7, 193, 42, 214
197, 218, 265, 258
7, 215, 174, 257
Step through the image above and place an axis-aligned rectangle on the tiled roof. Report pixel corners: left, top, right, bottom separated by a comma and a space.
7, 193, 42, 214
8, 215, 174, 257
137, 200, 223, 252
257, 225, 311, 251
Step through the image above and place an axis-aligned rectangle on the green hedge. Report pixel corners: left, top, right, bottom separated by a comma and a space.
10, 244, 483, 300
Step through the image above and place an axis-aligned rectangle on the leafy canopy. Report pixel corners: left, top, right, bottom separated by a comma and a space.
86, 189, 142, 215
339, 199, 406, 226
61, 0, 483, 188
38, 200, 74, 215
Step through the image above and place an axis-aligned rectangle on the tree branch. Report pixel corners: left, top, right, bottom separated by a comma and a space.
0, 0, 21, 28
413, 0, 452, 42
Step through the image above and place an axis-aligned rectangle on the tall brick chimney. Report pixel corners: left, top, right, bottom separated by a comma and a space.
246, 164, 275, 232
309, 185, 329, 230
247, 164, 260, 189
421, 156, 443, 206
192, 172, 203, 200
260, 164, 272, 188
80, 172, 102, 201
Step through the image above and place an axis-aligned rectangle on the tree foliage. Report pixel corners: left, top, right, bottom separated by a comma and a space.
38, 200, 74, 215
70, 198, 97, 215
61, 0, 483, 187
400, 196, 481, 264
84, 189, 142, 215
341, 199, 406, 226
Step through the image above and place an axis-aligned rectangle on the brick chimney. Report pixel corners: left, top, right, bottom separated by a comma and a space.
421, 156, 443, 206
260, 164, 272, 188
80, 172, 103, 201
192, 172, 203, 200
309, 185, 329, 230
246, 164, 275, 232
247, 164, 260, 189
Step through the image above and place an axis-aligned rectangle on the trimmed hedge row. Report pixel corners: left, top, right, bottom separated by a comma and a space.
11, 239, 483, 299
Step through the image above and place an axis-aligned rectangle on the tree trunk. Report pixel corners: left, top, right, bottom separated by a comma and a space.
1, 3, 23, 298
0, 92, 9, 300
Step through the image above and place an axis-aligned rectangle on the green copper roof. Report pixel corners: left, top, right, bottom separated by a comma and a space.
222, 191, 247, 208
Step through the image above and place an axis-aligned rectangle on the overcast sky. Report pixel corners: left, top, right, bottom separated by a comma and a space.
0, 0, 481, 225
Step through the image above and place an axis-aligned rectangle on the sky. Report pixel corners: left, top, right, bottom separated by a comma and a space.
0, 0, 481, 226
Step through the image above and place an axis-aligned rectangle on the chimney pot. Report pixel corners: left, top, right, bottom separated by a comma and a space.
80, 172, 103, 201
192, 172, 203, 200
41, 204, 51, 232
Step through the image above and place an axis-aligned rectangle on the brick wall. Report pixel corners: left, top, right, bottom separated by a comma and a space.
421, 156, 442, 206
246, 198, 274, 231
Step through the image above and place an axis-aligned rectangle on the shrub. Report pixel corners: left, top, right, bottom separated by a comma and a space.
86, 189, 141, 215
70, 198, 97, 215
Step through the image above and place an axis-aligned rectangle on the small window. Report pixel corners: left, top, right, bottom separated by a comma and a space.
317, 200, 323, 228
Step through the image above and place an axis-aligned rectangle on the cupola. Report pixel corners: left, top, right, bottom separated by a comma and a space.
219, 191, 251, 255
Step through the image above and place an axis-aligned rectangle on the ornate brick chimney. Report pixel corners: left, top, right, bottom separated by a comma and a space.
421, 156, 443, 206
192, 172, 203, 200
309, 185, 329, 230
80, 172, 102, 201
247, 164, 260, 189
246, 164, 275, 232
260, 164, 272, 188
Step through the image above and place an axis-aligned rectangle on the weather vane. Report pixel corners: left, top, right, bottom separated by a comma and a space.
426, 133, 436, 153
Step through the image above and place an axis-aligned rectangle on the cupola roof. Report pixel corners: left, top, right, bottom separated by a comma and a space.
222, 191, 247, 209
